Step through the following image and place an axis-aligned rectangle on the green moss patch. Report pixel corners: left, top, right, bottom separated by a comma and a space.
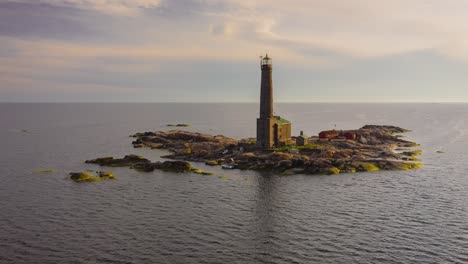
98, 171, 116, 179
33, 169, 56, 173
70, 172, 96, 182
370, 160, 423, 171
403, 162, 422, 170
351, 162, 380, 172
326, 167, 341, 175
281, 169, 297, 175
70, 171, 116, 182
191, 168, 215, 176
205, 160, 219, 166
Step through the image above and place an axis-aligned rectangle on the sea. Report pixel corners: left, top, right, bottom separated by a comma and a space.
0, 103, 467, 264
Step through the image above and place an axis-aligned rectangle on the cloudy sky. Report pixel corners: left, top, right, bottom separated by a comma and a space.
2, 0, 468, 102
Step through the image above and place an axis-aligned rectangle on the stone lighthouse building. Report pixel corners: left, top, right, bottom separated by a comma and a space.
256, 54, 292, 149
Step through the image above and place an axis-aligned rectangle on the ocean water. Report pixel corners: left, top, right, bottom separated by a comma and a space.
0, 103, 467, 264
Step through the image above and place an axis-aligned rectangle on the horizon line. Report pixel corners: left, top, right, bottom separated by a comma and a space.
1, 101, 468, 104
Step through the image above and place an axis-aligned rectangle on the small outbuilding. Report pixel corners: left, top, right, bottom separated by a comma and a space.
319, 130, 339, 139
296, 131, 308, 146
343, 131, 357, 140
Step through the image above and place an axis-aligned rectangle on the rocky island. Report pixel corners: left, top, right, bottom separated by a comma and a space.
106, 125, 422, 175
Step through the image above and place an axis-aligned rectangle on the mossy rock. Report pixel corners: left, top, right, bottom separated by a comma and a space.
70, 172, 100, 182
341, 166, 356, 173
394, 162, 422, 170
98, 171, 115, 179
33, 169, 56, 173
70, 171, 115, 182
156, 161, 193, 173
131, 163, 155, 172
351, 162, 380, 172
191, 168, 214, 175
191, 168, 203, 174
407, 163, 423, 169
205, 160, 219, 166
281, 169, 298, 175
373, 160, 422, 171
332, 160, 347, 170
130, 132, 144, 138
402, 156, 420, 161
326, 167, 341, 175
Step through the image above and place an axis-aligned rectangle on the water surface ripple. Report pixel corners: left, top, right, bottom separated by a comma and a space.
0, 103, 467, 263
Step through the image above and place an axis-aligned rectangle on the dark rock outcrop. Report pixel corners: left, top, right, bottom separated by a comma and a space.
85, 155, 150, 167
86, 155, 191, 173
153, 161, 193, 172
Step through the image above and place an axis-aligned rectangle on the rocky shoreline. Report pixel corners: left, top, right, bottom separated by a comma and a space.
85, 155, 214, 175
116, 125, 422, 175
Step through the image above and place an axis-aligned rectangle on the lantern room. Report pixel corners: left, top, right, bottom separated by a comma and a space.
260, 54, 272, 66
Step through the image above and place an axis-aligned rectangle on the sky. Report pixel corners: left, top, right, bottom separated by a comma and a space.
2, 0, 468, 102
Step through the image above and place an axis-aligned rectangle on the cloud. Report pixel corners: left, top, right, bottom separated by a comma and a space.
0, 1, 101, 40
209, 22, 237, 37
6, 0, 162, 15
199, 0, 468, 60
3, 0, 468, 102
5, 0, 468, 61
0, 35, 315, 67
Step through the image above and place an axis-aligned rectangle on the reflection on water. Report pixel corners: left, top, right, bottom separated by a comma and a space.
253, 173, 279, 260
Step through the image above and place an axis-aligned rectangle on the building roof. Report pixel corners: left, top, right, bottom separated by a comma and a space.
274, 116, 291, 125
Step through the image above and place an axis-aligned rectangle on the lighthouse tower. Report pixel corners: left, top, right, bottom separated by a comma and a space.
256, 54, 292, 149
256, 54, 275, 148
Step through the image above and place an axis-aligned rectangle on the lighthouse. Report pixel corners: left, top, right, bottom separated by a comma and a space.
256, 54, 291, 149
